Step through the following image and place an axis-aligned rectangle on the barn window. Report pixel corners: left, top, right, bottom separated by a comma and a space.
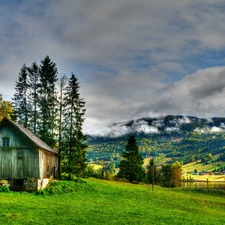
2, 137, 10, 147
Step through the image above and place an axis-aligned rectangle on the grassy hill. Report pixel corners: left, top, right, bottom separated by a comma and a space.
1, 178, 225, 224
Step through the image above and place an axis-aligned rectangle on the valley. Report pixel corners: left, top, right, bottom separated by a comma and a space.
87, 115, 225, 175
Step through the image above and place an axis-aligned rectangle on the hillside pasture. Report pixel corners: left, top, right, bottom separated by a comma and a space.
0, 178, 225, 224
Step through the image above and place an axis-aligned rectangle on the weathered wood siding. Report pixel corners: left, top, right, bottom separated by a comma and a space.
0, 125, 39, 179
39, 150, 58, 179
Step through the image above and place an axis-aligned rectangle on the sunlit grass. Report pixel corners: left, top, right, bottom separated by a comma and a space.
0, 178, 225, 224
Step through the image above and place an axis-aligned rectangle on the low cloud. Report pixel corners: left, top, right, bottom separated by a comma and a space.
165, 127, 180, 132
89, 119, 159, 137
131, 120, 159, 134
178, 116, 191, 124
194, 126, 224, 133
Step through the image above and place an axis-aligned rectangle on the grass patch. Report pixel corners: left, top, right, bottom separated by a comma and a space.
0, 178, 225, 224
37, 179, 94, 195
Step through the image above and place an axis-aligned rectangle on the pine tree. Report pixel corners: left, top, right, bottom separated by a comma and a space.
118, 135, 144, 183
12, 64, 31, 128
38, 56, 58, 147
27, 62, 40, 134
58, 75, 68, 177
62, 73, 87, 179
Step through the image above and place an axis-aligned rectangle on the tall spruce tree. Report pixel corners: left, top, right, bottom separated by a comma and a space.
12, 64, 31, 128
118, 135, 144, 183
58, 75, 68, 177
27, 62, 40, 134
38, 56, 58, 147
62, 73, 87, 179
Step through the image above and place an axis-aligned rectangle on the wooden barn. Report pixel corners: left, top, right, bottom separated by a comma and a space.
0, 117, 58, 191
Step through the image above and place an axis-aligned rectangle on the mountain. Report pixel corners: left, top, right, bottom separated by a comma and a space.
88, 115, 225, 140
87, 115, 225, 165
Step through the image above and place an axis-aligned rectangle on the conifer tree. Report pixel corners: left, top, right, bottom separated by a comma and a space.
118, 135, 144, 183
12, 64, 31, 128
58, 75, 68, 177
27, 62, 40, 134
62, 73, 87, 179
38, 56, 58, 147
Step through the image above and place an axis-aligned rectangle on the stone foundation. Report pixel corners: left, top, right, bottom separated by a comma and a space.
5, 178, 51, 191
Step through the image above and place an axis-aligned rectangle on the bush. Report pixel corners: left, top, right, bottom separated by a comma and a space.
84, 165, 96, 178
105, 171, 114, 180
0, 185, 10, 192
37, 179, 94, 195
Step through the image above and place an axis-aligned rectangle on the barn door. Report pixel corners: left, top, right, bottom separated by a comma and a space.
16, 150, 25, 178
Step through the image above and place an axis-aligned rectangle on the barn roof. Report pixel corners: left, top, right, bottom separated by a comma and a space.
0, 118, 58, 154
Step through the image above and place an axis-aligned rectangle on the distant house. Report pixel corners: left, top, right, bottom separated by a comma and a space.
0, 117, 58, 191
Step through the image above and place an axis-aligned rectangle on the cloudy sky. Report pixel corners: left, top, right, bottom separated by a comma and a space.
1, 0, 225, 134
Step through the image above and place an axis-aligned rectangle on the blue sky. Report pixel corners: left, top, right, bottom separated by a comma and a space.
1, 0, 225, 134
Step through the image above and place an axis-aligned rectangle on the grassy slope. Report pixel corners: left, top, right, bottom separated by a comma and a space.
0, 178, 225, 225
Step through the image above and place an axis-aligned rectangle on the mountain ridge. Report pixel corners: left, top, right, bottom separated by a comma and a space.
88, 115, 225, 139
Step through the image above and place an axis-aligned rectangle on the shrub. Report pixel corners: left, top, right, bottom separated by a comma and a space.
0, 185, 10, 192
37, 179, 94, 195
105, 171, 114, 180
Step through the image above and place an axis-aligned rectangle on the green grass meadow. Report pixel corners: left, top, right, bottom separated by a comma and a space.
0, 178, 225, 224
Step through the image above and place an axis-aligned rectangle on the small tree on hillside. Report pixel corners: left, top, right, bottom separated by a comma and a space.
160, 161, 182, 187
147, 158, 157, 184
118, 135, 144, 183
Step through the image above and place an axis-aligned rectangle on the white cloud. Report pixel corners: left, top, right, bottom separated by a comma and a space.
178, 117, 191, 124
146, 67, 225, 119
211, 126, 223, 132
132, 120, 159, 134
1, 1, 225, 133
194, 126, 224, 133
165, 127, 180, 132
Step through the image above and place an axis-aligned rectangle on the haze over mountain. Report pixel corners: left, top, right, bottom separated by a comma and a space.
88, 115, 225, 138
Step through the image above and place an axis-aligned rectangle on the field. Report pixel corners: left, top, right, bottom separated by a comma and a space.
0, 178, 225, 224
182, 160, 225, 181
